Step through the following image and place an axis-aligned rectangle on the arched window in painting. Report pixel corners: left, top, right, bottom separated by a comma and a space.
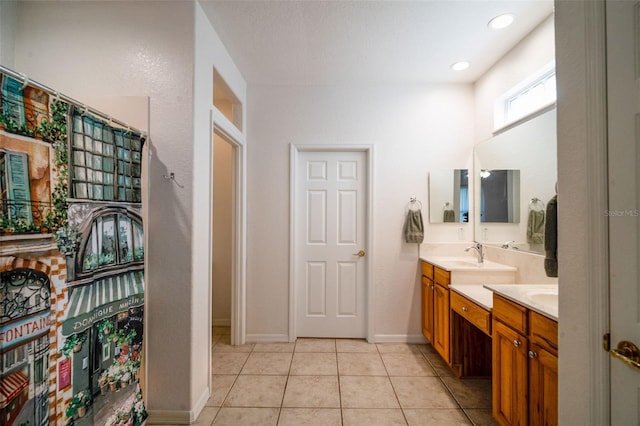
80, 210, 144, 274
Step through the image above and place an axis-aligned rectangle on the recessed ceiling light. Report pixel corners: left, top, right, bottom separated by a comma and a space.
451, 61, 470, 71
488, 13, 515, 30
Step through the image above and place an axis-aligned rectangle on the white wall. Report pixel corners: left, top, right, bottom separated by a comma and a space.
0, 0, 17, 68
212, 134, 233, 325
13, 0, 197, 416
469, 14, 556, 277
474, 15, 555, 142
11, 0, 247, 420
193, 1, 247, 420
246, 83, 474, 340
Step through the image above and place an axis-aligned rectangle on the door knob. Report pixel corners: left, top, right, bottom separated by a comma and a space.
610, 340, 640, 371
352, 250, 366, 257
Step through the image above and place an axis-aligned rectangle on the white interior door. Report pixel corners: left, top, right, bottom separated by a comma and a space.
607, 1, 640, 424
294, 150, 367, 338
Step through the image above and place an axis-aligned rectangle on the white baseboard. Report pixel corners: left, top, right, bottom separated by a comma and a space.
245, 333, 289, 343
212, 319, 231, 326
373, 334, 427, 344
146, 387, 210, 425
191, 387, 211, 422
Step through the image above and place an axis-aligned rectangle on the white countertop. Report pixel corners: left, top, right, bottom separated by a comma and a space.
449, 284, 494, 310
483, 284, 558, 321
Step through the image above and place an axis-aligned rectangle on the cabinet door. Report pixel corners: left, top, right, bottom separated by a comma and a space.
528, 343, 558, 426
492, 320, 528, 426
422, 277, 434, 343
433, 283, 450, 364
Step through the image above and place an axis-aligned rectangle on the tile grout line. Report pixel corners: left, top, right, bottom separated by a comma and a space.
273, 339, 296, 425
420, 347, 476, 426
376, 343, 410, 426
210, 331, 251, 424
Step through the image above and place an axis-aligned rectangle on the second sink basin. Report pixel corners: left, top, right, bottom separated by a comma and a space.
524, 289, 558, 307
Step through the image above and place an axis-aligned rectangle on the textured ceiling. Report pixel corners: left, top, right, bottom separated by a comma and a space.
200, 0, 554, 85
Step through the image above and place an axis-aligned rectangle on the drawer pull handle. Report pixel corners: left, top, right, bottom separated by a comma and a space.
462, 307, 468, 312
528, 350, 538, 358
513, 340, 522, 347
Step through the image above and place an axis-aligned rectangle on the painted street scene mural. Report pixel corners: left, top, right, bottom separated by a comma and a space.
0, 72, 147, 425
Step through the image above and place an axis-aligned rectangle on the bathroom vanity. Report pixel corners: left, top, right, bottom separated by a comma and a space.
419, 258, 558, 426
419, 257, 515, 376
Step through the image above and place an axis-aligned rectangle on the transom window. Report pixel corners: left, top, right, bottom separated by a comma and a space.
494, 61, 556, 131
81, 211, 144, 274
70, 110, 143, 203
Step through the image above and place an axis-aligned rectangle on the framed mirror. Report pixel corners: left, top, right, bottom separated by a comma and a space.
429, 169, 469, 223
474, 108, 557, 253
480, 169, 520, 223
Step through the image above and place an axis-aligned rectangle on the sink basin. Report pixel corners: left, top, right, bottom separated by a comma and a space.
443, 260, 484, 268
525, 290, 558, 307
422, 256, 517, 284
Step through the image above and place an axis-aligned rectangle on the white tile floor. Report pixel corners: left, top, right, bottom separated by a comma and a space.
196, 327, 497, 425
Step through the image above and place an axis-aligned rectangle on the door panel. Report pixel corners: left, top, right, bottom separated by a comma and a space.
607, 2, 640, 424
295, 150, 367, 338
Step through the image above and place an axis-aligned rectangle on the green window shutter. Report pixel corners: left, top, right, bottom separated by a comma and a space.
1, 76, 26, 125
5, 151, 32, 222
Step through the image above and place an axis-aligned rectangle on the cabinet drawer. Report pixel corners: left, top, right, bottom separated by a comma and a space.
421, 261, 434, 279
493, 294, 528, 335
434, 267, 451, 287
529, 311, 558, 354
450, 290, 491, 336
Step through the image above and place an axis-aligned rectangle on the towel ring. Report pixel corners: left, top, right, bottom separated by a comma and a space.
408, 197, 422, 211
529, 197, 545, 211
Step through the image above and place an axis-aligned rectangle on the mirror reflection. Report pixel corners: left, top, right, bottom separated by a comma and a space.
474, 108, 557, 254
429, 169, 469, 223
480, 169, 520, 223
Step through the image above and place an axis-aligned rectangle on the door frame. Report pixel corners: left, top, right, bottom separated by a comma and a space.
211, 111, 247, 347
289, 144, 375, 343
555, 1, 609, 424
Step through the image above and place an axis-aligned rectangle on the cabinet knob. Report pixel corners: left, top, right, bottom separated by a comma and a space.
462, 307, 468, 312
528, 350, 538, 358
513, 340, 522, 347
431, 285, 435, 290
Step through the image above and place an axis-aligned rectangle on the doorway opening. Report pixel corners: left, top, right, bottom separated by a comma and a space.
212, 132, 234, 331
211, 126, 245, 347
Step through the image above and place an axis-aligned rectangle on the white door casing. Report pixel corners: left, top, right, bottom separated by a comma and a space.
607, 1, 640, 424
290, 146, 373, 340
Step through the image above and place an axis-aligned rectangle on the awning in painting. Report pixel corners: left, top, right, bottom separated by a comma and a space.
62, 270, 144, 336
0, 370, 29, 409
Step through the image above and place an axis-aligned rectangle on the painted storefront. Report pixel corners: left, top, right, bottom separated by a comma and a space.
0, 71, 147, 426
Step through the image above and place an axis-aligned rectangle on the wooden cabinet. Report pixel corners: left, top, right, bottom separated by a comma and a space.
528, 311, 558, 426
492, 320, 528, 425
492, 294, 558, 426
421, 261, 434, 343
420, 261, 450, 365
421, 276, 434, 343
433, 282, 450, 362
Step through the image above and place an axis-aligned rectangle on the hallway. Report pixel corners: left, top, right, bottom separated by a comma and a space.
189, 327, 497, 425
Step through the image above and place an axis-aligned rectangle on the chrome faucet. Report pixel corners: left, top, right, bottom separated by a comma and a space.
465, 242, 484, 263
